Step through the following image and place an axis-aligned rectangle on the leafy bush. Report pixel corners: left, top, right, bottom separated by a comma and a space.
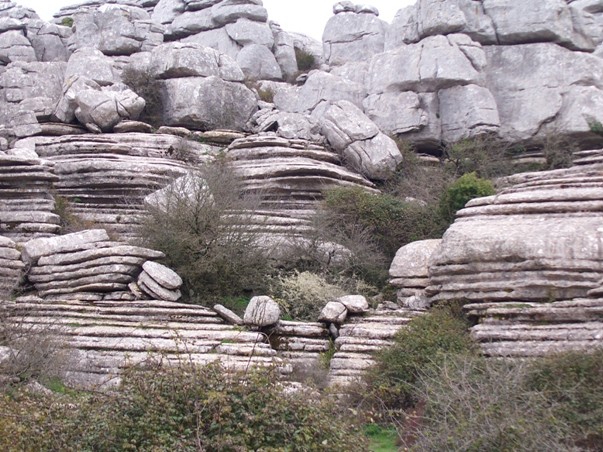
121, 65, 163, 127
363, 304, 475, 411
443, 135, 519, 179
439, 172, 495, 222
140, 160, 273, 301
541, 134, 575, 170
321, 186, 445, 258
0, 362, 369, 451
270, 271, 346, 321
60, 17, 73, 27
294, 47, 318, 72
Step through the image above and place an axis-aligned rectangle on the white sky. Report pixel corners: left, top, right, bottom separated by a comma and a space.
17, 0, 415, 40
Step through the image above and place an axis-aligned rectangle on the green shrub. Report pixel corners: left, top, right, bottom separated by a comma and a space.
140, 160, 272, 302
121, 65, 163, 127
0, 362, 369, 451
444, 135, 518, 179
363, 304, 475, 411
541, 134, 575, 170
60, 17, 73, 27
322, 187, 445, 259
439, 172, 495, 222
257, 86, 275, 103
270, 271, 346, 321
294, 47, 318, 72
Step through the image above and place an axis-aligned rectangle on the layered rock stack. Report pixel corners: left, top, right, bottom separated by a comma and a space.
328, 307, 423, 386
17, 133, 213, 240
0, 236, 24, 296
0, 154, 60, 242
389, 239, 441, 309
135, 260, 182, 302
427, 162, 603, 356
4, 296, 280, 388
23, 229, 165, 301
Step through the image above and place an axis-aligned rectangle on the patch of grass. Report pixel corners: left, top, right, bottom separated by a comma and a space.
365, 424, 399, 452
60, 17, 73, 27
294, 47, 318, 72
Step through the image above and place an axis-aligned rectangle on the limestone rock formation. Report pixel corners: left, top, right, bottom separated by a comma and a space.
0, 154, 60, 242
0, 236, 24, 296
244, 295, 281, 327
137, 260, 182, 301
323, 2, 387, 66
389, 239, 442, 308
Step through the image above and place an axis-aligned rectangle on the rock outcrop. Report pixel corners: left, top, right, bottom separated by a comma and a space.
0, 236, 24, 296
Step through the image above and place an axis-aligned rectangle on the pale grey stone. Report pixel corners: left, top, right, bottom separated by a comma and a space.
211, 1, 268, 26
438, 84, 500, 143
343, 132, 403, 181
65, 48, 119, 86
336, 295, 369, 313
151, 0, 185, 25
150, 42, 244, 81
244, 295, 280, 327
333, 1, 355, 14
160, 76, 257, 130
169, 8, 216, 38
138, 270, 182, 301
0, 61, 65, 105
26, 19, 70, 62
363, 91, 428, 135
181, 27, 241, 60
142, 260, 182, 289
319, 301, 347, 323
369, 34, 484, 94
214, 304, 243, 325
52, 75, 102, 124
270, 22, 298, 81
0, 29, 36, 64
323, 11, 387, 65
22, 229, 110, 264
389, 239, 442, 279
321, 100, 379, 152
236, 44, 282, 80
225, 18, 274, 47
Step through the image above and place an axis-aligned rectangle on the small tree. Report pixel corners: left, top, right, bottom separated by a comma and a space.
140, 159, 272, 301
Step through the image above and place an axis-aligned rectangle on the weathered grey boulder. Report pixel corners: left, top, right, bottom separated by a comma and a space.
485, 43, 603, 143
74, 83, 145, 133
482, 0, 596, 51
270, 21, 298, 80
0, 102, 41, 137
142, 260, 182, 290
214, 303, 243, 325
151, 0, 185, 25
52, 75, 102, 124
369, 34, 485, 94
274, 71, 365, 114
389, 239, 442, 282
438, 84, 500, 142
70, 4, 164, 55
169, 7, 216, 38
26, 19, 70, 62
363, 91, 428, 135
160, 76, 257, 130
211, 1, 268, 26
149, 42, 244, 81
236, 43, 282, 80
336, 295, 369, 314
323, 8, 387, 66
138, 269, 182, 301
251, 106, 323, 142
244, 295, 280, 327
319, 301, 348, 324
0, 235, 25, 296
22, 229, 110, 264
65, 48, 119, 86
225, 18, 273, 47
0, 29, 35, 64
182, 27, 241, 59
320, 101, 402, 180
0, 61, 66, 120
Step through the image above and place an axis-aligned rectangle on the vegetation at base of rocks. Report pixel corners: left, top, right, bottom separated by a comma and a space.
270, 271, 346, 321
0, 361, 369, 451
140, 159, 273, 301
438, 172, 496, 223
121, 65, 163, 127
294, 47, 318, 72
258, 86, 275, 103
60, 17, 73, 27
589, 119, 603, 136
541, 133, 576, 170
0, 308, 70, 386
359, 303, 476, 413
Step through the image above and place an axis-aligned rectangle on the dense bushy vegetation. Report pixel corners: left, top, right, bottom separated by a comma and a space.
0, 362, 368, 451
140, 160, 273, 301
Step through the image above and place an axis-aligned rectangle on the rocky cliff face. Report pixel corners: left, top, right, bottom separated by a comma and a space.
2, 0, 603, 385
